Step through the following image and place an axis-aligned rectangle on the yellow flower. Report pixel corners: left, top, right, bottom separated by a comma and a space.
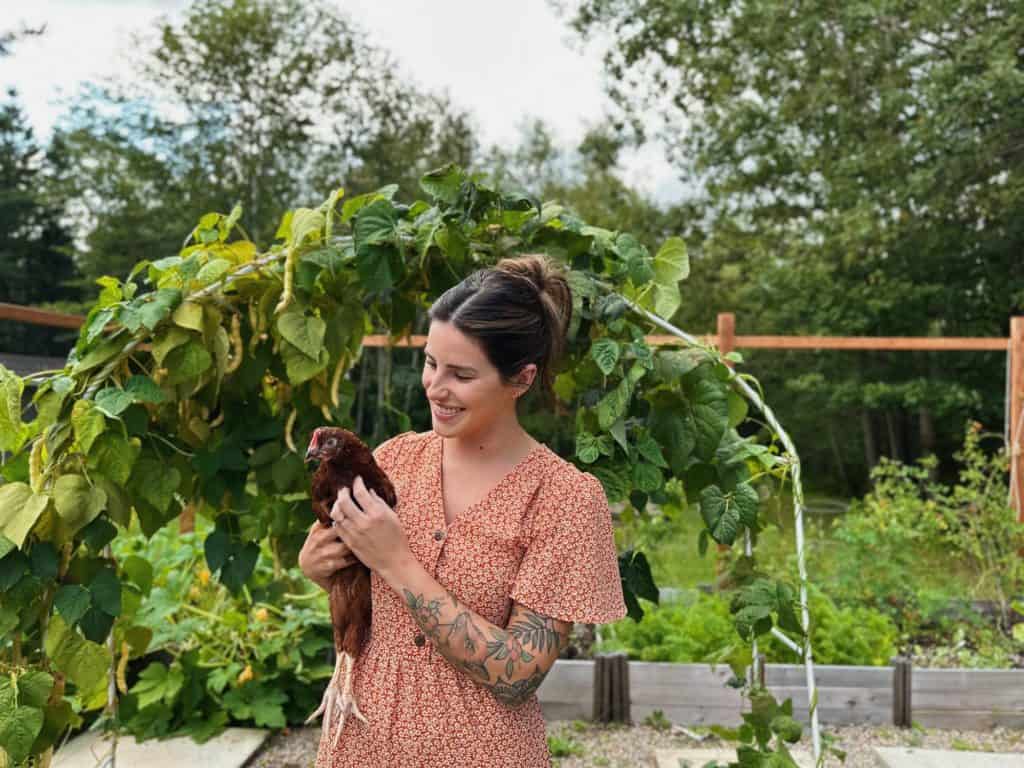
237, 665, 253, 685
188, 586, 201, 601
198, 568, 211, 586
254, 608, 269, 622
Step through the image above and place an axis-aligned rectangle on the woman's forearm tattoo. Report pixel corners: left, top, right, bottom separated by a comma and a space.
402, 589, 566, 708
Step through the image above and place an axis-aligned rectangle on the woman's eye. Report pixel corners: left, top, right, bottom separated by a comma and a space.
424, 360, 470, 381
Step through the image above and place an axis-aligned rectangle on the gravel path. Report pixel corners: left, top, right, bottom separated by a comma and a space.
244, 720, 1024, 767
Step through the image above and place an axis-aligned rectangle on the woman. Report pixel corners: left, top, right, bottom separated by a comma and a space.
299, 254, 626, 767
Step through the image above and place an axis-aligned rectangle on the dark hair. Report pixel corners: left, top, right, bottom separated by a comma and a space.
428, 254, 573, 404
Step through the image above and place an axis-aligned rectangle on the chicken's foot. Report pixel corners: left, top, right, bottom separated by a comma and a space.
305, 650, 367, 748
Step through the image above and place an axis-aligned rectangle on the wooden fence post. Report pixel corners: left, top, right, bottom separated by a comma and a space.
592, 652, 630, 723
1011, 316, 1024, 521
717, 312, 735, 360
891, 656, 913, 727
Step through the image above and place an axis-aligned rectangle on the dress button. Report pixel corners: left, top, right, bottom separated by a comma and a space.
433, 530, 445, 541
413, 633, 426, 647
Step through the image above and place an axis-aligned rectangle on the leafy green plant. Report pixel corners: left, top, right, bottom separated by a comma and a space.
642, 708, 672, 731
0, 165, 808, 766
547, 732, 585, 758
105, 516, 333, 740
825, 422, 1023, 641
597, 588, 897, 668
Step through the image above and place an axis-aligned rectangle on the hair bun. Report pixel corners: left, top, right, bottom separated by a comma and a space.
495, 254, 572, 334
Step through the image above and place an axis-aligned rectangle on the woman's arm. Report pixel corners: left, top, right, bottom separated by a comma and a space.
379, 556, 572, 709
328, 477, 572, 707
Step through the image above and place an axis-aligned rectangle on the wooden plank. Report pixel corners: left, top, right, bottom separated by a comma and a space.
537, 659, 593, 720
734, 334, 1009, 351
769, 685, 893, 725
766, 664, 892, 687
912, 667, 1024, 692
632, 703, 745, 726
914, 710, 1024, 730
0, 303, 84, 329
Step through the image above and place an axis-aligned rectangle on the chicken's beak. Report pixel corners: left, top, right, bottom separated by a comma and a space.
304, 446, 318, 464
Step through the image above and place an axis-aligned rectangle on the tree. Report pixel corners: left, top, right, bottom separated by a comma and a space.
0, 91, 78, 354
55, 0, 476, 285
566, 0, 1024, 487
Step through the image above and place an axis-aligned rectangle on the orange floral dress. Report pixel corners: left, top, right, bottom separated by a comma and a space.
314, 429, 626, 768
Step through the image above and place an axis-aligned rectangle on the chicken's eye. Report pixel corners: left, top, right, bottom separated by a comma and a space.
326, 438, 336, 448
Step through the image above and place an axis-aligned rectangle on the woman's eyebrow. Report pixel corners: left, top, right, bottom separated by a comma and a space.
424, 350, 477, 373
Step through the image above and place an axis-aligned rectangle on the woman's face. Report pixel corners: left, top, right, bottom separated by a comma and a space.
421, 320, 533, 440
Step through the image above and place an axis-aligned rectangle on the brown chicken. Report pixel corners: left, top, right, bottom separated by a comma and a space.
303, 426, 398, 747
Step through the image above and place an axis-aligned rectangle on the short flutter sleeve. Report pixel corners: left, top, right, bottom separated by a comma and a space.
510, 469, 627, 625
372, 431, 415, 475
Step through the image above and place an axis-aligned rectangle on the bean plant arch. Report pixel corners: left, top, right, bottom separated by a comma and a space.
0, 165, 823, 767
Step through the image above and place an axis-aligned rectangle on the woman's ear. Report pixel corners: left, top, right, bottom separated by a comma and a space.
513, 363, 538, 395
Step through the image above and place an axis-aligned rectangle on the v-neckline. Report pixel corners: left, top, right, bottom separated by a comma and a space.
436, 431, 547, 531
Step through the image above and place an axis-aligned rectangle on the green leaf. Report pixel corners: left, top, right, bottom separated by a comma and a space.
0, 364, 28, 453
699, 485, 740, 545
654, 349, 708, 380
650, 237, 689, 318
575, 432, 601, 463
590, 338, 620, 376
617, 548, 659, 618
151, 326, 191, 366
71, 400, 106, 454
419, 163, 465, 205
280, 341, 329, 385
339, 185, 398, 224
93, 387, 134, 418
288, 208, 325, 248
125, 374, 165, 404
130, 459, 180, 514
70, 337, 123, 376
122, 555, 154, 596
89, 567, 121, 617
87, 434, 140, 487
686, 373, 730, 461
137, 288, 182, 330
632, 462, 663, 492
53, 474, 107, 539
597, 378, 632, 430
172, 300, 205, 331
130, 662, 183, 710
194, 258, 232, 287
0, 484, 48, 548
164, 341, 212, 385
276, 311, 326, 359
44, 614, 111, 694
636, 432, 669, 468
588, 465, 630, 503
54, 584, 91, 626
0, 704, 44, 764
727, 389, 749, 428
16, 671, 54, 709
29, 541, 58, 580
354, 199, 398, 248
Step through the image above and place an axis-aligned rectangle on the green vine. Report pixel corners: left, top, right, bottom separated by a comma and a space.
0, 165, 814, 766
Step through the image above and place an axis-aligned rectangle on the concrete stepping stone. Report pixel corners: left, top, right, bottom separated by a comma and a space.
654, 747, 814, 767
874, 746, 1024, 768
52, 727, 269, 768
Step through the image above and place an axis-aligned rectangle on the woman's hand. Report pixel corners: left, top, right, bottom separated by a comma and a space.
298, 520, 358, 591
330, 475, 412, 579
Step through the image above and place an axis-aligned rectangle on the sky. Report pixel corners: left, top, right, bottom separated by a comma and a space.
1, 0, 686, 203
